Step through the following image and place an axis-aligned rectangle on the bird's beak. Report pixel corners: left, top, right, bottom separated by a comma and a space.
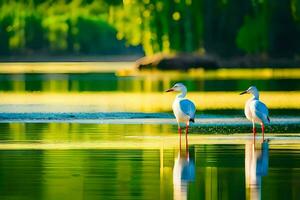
239, 90, 248, 95
165, 88, 174, 92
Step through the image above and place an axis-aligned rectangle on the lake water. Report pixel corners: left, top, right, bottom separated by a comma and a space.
0, 123, 300, 200
0, 62, 299, 199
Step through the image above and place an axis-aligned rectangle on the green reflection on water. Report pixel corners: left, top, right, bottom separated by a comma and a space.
0, 143, 300, 200
0, 123, 300, 199
1, 123, 174, 142
0, 71, 300, 92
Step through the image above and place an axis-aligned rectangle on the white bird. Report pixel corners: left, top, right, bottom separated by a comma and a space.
166, 83, 196, 145
240, 86, 270, 140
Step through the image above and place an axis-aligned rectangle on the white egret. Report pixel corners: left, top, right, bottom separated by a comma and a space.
240, 86, 270, 140
166, 83, 196, 147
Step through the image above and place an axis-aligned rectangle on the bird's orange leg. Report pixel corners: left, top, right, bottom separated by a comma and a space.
185, 122, 189, 151
261, 123, 265, 141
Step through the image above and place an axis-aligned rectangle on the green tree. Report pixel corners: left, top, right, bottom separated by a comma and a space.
236, 0, 268, 54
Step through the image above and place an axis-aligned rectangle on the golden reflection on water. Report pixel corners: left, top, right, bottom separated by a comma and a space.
1, 123, 300, 150
1, 62, 300, 80
0, 91, 300, 112
0, 62, 134, 73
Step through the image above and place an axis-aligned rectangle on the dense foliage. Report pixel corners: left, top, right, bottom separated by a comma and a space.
1, 0, 300, 58
0, 0, 138, 56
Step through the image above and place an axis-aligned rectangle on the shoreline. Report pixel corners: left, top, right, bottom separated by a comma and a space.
1, 55, 300, 69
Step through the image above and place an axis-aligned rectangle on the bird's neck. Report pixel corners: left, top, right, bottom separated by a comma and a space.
176, 91, 186, 99
251, 93, 259, 100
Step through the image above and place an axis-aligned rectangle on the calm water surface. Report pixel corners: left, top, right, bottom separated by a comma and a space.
0, 63, 299, 199
0, 72, 300, 92
0, 123, 300, 200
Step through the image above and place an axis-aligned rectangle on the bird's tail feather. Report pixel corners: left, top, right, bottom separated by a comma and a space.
189, 118, 195, 123
267, 116, 270, 123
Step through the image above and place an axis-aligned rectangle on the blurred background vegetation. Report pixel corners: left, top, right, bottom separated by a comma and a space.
0, 0, 300, 60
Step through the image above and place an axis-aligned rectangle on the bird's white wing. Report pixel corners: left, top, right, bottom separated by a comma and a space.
179, 99, 196, 119
252, 100, 270, 123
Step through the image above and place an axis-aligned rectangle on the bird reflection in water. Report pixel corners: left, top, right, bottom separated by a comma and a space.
173, 144, 195, 200
245, 140, 269, 200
